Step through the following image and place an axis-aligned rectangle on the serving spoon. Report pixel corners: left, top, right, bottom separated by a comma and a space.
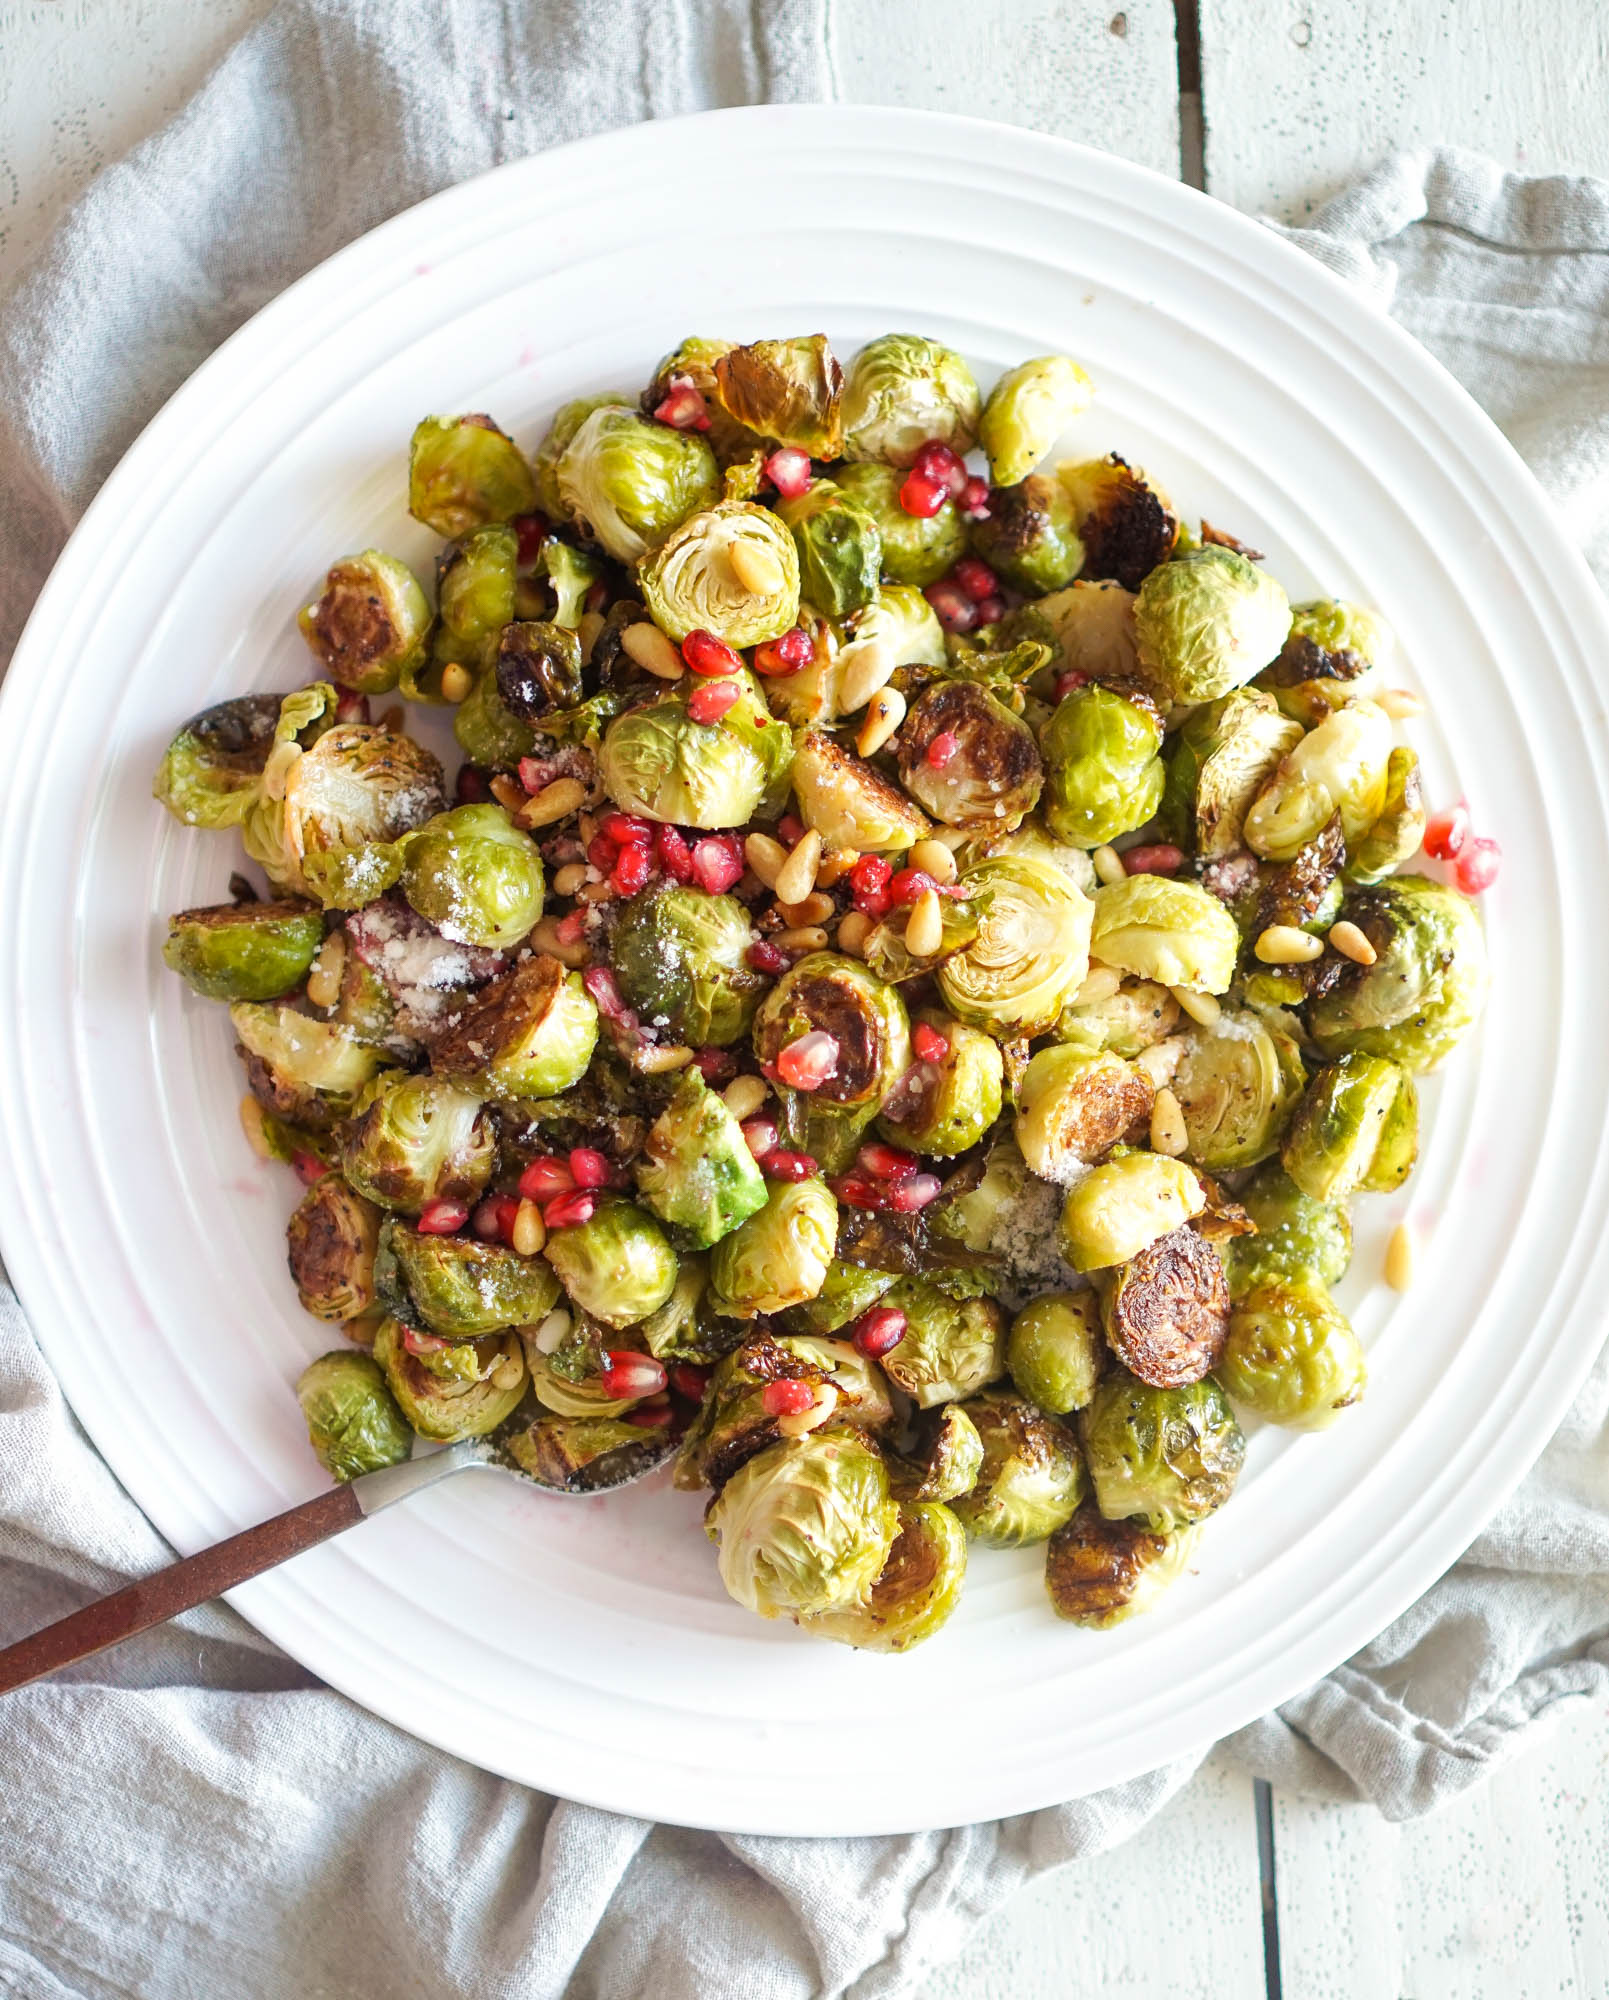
0, 1434, 671, 1696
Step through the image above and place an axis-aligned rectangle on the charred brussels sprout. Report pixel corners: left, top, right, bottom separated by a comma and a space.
977, 354, 1093, 488
611, 887, 763, 1047
372, 1316, 526, 1441
382, 1219, 559, 1338
600, 671, 789, 828
1164, 687, 1303, 860
556, 405, 720, 564
709, 1177, 838, 1317
286, 1175, 382, 1322
713, 335, 844, 458
840, 333, 980, 467
1223, 1160, 1351, 1299
776, 482, 882, 618
1058, 1151, 1205, 1273
1261, 598, 1385, 724
1079, 1369, 1245, 1531
163, 900, 323, 1002
1015, 1046, 1152, 1181
298, 551, 432, 696
407, 415, 537, 539
502, 1412, 676, 1492
339, 1073, 495, 1212
644, 337, 762, 463
296, 1352, 412, 1480
789, 729, 931, 853
877, 1281, 1007, 1408
877, 1010, 1003, 1157
1056, 977, 1181, 1057
1045, 1501, 1199, 1629
430, 957, 598, 1101
675, 1331, 891, 1491
753, 954, 910, 1172
706, 1429, 899, 1621
1103, 1225, 1229, 1387
782, 1259, 896, 1337
1219, 1278, 1366, 1429
1133, 546, 1291, 705
968, 474, 1084, 594
544, 1196, 679, 1328
1169, 1009, 1305, 1170
938, 854, 1093, 1037
804, 1500, 967, 1652
897, 681, 1043, 831
1089, 876, 1241, 995
1041, 683, 1166, 849
639, 501, 801, 647
399, 805, 543, 949
493, 621, 584, 721
950, 1391, 1085, 1548
1243, 699, 1394, 861
1307, 875, 1487, 1073
834, 461, 966, 587
1281, 1053, 1406, 1203
1008, 1291, 1104, 1414
895, 1403, 986, 1504
154, 692, 282, 829
232, 1002, 387, 1128
1347, 747, 1427, 884
1058, 455, 1179, 592
635, 1070, 768, 1249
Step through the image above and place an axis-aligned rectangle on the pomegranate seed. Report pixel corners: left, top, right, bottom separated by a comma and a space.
401, 1326, 449, 1356
543, 1189, 598, 1230
568, 1148, 611, 1188
926, 732, 959, 769
655, 823, 695, 882
1453, 835, 1501, 894
687, 679, 741, 724
762, 1378, 817, 1418
588, 831, 619, 873
830, 1175, 886, 1210
689, 834, 745, 895
952, 557, 999, 602
1423, 804, 1471, 861
856, 1140, 919, 1182
924, 580, 977, 634
471, 1197, 506, 1241
973, 596, 1005, 627
455, 764, 490, 804
554, 910, 588, 945
900, 471, 948, 518
583, 966, 631, 1021
334, 690, 370, 724
1054, 670, 1089, 701
691, 1046, 736, 1082
754, 640, 797, 678
682, 629, 744, 677
779, 815, 806, 848
747, 940, 790, 974
776, 1031, 840, 1091
1123, 844, 1185, 877
851, 854, 893, 918
889, 1173, 942, 1213
520, 1157, 576, 1201
913, 1022, 950, 1064
291, 1150, 328, 1186
912, 440, 968, 495
670, 1363, 711, 1401
417, 1198, 469, 1234
600, 811, 652, 846
764, 447, 813, 499
740, 1116, 780, 1158
852, 1306, 908, 1359
513, 513, 548, 566
889, 867, 938, 907
612, 842, 653, 895
959, 475, 991, 520
516, 757, 547, 794
652, 377, 711, 430
602, 1351, 669, 1399
754, 625, 814, 678
624, 1402, 674, 1427
758, 1148, 818, 1182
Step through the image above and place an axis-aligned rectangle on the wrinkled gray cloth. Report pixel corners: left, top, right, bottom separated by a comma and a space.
1, 11, 1608, 1985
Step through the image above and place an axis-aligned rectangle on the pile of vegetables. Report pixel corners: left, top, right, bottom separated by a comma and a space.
154, 330, 1488, 1649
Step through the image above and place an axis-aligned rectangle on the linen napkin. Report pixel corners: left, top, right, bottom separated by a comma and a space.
2, 2, 1609, 1981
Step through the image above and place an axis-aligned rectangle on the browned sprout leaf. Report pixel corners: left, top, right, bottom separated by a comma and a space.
714, 335, 844, 458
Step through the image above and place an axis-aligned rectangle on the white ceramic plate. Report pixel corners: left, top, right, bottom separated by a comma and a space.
3, 106, 1607, 1836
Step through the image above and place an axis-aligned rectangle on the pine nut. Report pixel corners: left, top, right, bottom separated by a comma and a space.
773, 926, 830, 952
577, 610, 606, 666
744, 831, 787, 888
1385, 1221, 1414, 1292
814, 847, 859, 889
239, 1094, 273, 1159
729, 539, 785, 596
1255, 924, 1324, 965
553, 861, 589, 897
1134, 1036, 1188, 1086
512, 1198, 546, 1257
1377, 687, 1425, 719
906, 888, 944, 957
517, 776, 588, 829
305, 931, 347, 1010
774, 829, 823, 906
1092, 844, 1126, 886
1170, 986, 1222, 1028
621, 622, 685, 679
531, 1307, 572, 1355
776, 1381, 839, 1438
576, 878, 615, 903
490, 774, 526, 813
490, 1350, 526, 1393
530, 915, 589, 967
1150, 1086, 1188, 1157
857, 687, 906, 758
634, 1042, 695, 1074
777, 891, 835, 927
908, 838, 958, 885
722, 1074, 770, 1122
837, 910, 872, 956
1073, 965, 1123, 1007
837, 640, 896, 714
439, 660, 473, 704
1328, 920, 1378, 966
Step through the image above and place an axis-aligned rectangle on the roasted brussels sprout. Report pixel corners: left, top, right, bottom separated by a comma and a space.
599, 671, 789, 828
708, 1176, 838, 1317
611, 886, 764, 1047
544, 1195, 679, 1328
775, 481, 882, 618
1056, 977, 1181, 1057
1243, 699, 1394, 861
644, 337, 763, 463
1261, 598, 1384, 724
1040, 683, 1166, 849
1362, 1070, 1418, 1192
1089, 876, 1241, 995
938, 854, 1093, 1037
451, 665, 539, 769
1057, 455, 1179, 592
789, 728, 931, 852
635, 1070, 769, 1249
896, 681, 1043, 830
1281, 1052, 1406, 1202
530, 390, 632, 519
1014, 1046, 1152, 1182
372, 1315, 526, 1441
803, 1500, 967, 1652
1103, 1225, 1229, 1387
782, 1258, 897, 1337
834, 461, 966, 587
1218, 1277, 1366, 1428
398, 804, 543, 949
639, 500, 801, 647
381, 1218, 559, 1338
950, 1391, 1085, 1548
1307, 875, 1487, 1073
1058, 1151, 1205, 1273
1223, 1160, 1351, 1299
1169, 1009, 1305, 1171
492, 620, 584, 722
1008, 1290, 1104, 1414
163, 899, 324, 1003
840, 333, 980, 467
501, 1412, 676, 1493
713, 335, 844, 457
154, 693, 283, 829
339, 1073, 496, 1212
706, 1428, 899, 1621
556, 405, 720, 564
926, 1136, 1068, 1300
968, 474, 1084, 594
876, 1281, 1007, 1408
296, 1351, 412, 1480
407, 415, 537, 539
877, 1010, 1003, 1157
1031, 579, 1142, 692
430, 957, 598, 1101
1164, 687, 1303, 860
427, 525, 519, 692
1347, 747, 1427, 884
1079, 1368, 1245, 1531
976, 355, 1093, 488
839, 581, 947, 676
297, 551, 432, 696
286, 1174, 382, 1322
674, 1329, 891, 1491
232, 1001, 387, 1128
1132, 546, 1291, 705
894, 1403, 985, 1504
1045, 1501, 1199, 1628
753, 953, 910, 1172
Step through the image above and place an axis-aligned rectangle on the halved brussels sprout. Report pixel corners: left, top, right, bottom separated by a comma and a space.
635, 1070, 768, 1249
530, 391, 633, 519
950, 1391, 1085, 1548
643, 337, 762, 464
713, 335, 844, 457
544, 1195, 679, 1328
1040, 683, 1166, 849
953, 814, 1099, 893
840, 333, 980, 467
1281, 1053, 1405, 1203
876, 1281, 1007, 1408
381, 1219, 559, 1338
1243, 700, 1394, 862
1057, 455, 1179, 591
1307, 875, 1487, 1073
501, 1413, 676, 1493
896, 681, 1043, 830
600, 670, 790, 828
526, 1338, 635, 1421
1103, 1224, 1229, 1387
1169, 1009, 1305, 1171
154, 693, 283, 829
1045, 1501, 1200, 1628
1008, 1290, 1104, 1414
776, 482, 882, 619
1132, 546, 1291, 705
639, 501, 801, 647
430, 957, 598, 1102
1056, 977, 1181, 1058
1089, 876, 1241, 995
1165, 688, 1304, 861
1218, 1277, 1366, 1429
877, 1009, 1003, 1157
611, 886, 764, 1048
967, 475, 1084, 595
1260, 598, 1385, 725
803, 1500, 967, 1652
1058, 1151, 1205, 1273
925, 1136, 1067, 1300
789, 728, 931, 852
373, 1315, 526, 1441
556, 405, 720, 564
407, 415, 537, 539
297, 551, 432, 696
286, 1175, 382, 1322
1347, 747, 1427, 884
834, 461, 966, 587
1079, 1368, 1245, 1531
862, 892, 985, 984
297, 1351, 412, 1480
706, 1428, 899, 1621
782, 1259, 897, 1337
837, 582, 947, 682
1015, 1046, 1152, 1182
493, 620, 584, 722
754, 953, 911, 1171
424, 526, 519, 697
1362, 1070, 1418, 1192
163, 900, 324, 1003
976, 355, 1093, 488
893, 1403, 985, 1504
1031, 579, 1142, 692
674, 1330, 887, 1491
708, 1177, 838, 1318
635, 1254, 745, 1364
938, 854, 1093, 1037
1223, 1159, 1352, 1299
232, 1001, 387, 1128
398, 804, 543, 950
339, 1073, 495, 1212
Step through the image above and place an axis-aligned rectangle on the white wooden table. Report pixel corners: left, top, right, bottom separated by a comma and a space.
4, 4, 1608, 1994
